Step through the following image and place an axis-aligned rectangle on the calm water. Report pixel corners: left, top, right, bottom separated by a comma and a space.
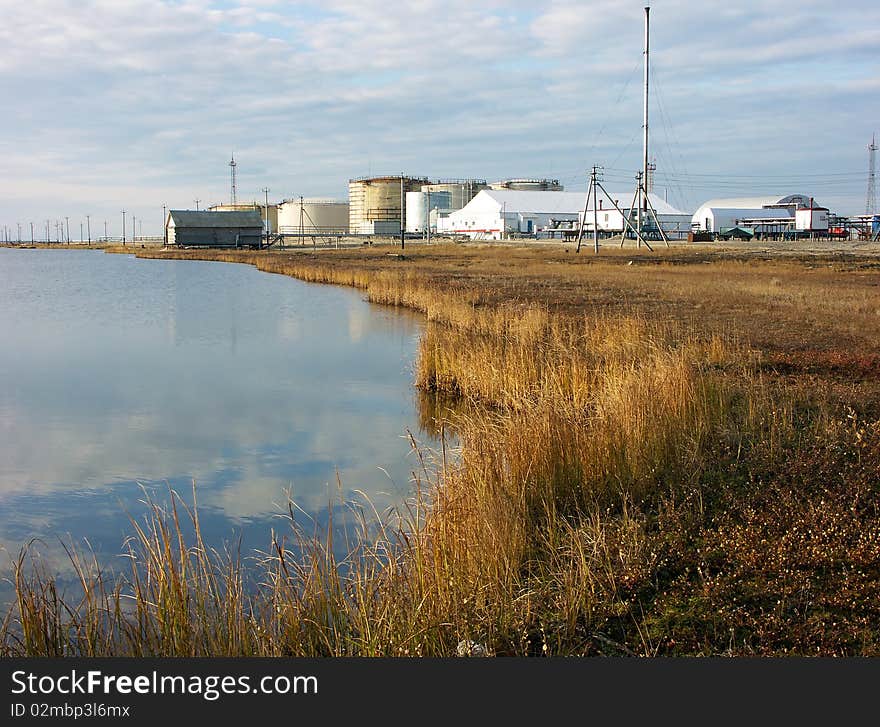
0, 248, 432, 597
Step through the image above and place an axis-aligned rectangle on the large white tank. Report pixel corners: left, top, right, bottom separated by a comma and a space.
277, 198, 349, 234
488, 178, 564, 191
406, 191, 452, 232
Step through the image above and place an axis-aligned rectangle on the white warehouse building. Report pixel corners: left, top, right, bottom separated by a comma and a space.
690, 195, 826, 233
438, 189, 690, 240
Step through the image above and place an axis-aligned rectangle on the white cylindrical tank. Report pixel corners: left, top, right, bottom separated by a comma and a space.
277, 198, 349, 234
406, 191, 452, 232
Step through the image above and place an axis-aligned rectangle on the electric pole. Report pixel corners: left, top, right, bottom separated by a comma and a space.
65, 216, 70, 245
399, 174, 405, 250
30, 222, 34, 244
868, 133, 877, 216
262, 187, 270, 249
194, 199, 200, 211
162, 205, 167, 247
86, 215, 91, 246
122, 210, 126, 245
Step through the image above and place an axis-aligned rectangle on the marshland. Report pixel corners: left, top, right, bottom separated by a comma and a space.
3, 240, 879, 656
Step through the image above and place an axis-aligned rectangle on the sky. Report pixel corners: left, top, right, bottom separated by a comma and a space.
1, 0, 878, 239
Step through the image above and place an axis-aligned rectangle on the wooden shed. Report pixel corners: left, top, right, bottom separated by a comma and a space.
166, 210, 264, 248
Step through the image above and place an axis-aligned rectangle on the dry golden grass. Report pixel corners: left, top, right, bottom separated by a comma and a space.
3, 241, 879, 656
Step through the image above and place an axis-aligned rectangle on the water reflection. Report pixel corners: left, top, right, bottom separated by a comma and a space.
0, 249, 437, 601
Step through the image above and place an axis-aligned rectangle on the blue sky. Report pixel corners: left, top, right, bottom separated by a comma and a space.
1, 0, 878, 238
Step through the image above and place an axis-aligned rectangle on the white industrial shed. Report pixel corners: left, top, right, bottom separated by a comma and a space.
580, 191, 691, 236
438, 189, 690, 240
438, 190, 584, 239
691, 195, 813, 233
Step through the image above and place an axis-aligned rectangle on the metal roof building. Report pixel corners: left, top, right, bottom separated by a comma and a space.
165, 210, 264, 248
438, 189, 690, 240
691, 195, 814, 232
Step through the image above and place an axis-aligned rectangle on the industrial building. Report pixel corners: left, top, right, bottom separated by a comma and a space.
277, 198, 349, 235
438, 189, 690, 240
690, 195, 829, 235
577, 191, 691, 238
209, 202, 278, 235
348, 176, 428, 235
165, 209, 264, 248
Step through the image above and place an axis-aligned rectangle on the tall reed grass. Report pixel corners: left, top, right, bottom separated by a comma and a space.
4, 247, 874, 656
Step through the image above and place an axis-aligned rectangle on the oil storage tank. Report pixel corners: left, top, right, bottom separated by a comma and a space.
277, 198, 349, 235
488, 178, 564, 191
348, 176, 428, 235
406, 191, 452, 232
420, 180, 487, 212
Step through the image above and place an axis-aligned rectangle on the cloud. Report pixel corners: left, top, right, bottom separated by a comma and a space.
0, 0, 877, 233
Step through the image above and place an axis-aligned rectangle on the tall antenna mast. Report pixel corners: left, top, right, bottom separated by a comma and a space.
868, 134, 877, 215
639, 5, 650, 243
229, 152, 237, 206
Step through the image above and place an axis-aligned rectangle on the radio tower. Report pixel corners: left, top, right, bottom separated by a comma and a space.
229, 153, 237, 206
867, 134, 877, 215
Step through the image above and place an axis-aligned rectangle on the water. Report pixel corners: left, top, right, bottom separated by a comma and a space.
0, 248, 432, 599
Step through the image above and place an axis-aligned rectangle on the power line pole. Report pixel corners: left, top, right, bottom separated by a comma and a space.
262, 187, 270, 249
17, 222, 22, 243
399, 174, 405, 250
46, 219, 50, 244
80, 221, 83, 243
65, 216, 70, 245
194, 199, 200, 211
121, 210, 126, 246
104, 220, 108, 242
640, 5, 650, 244
86, 215, 91, 246
868, 133, 877, 215
30, 222, 34, 244
162, 205, 167, 247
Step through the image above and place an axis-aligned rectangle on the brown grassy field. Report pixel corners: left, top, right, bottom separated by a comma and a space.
4, 240, 880, 656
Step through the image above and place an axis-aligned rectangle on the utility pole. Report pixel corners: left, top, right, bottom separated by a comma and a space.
868, 133, 877, 215
46, 219, 50, 244
132, 214, 136, 243
104, 220, 108, 242
17, 222, 22, 243
426, 189, 431, 245
162, 205, 167, 247
194, 199, 200, 211
122, 210, 126, 246
65, 216, 70, 245
86, 215, 91, 246
262, 187, 270, 249
80, 221, 83, 243
592, 168, 600, 254
30, 222, 34, 244
399, 174, 405, 250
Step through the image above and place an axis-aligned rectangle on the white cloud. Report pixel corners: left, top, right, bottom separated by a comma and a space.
0, 0, 877, 231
